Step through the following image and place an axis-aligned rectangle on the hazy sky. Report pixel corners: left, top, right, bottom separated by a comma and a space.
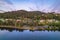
0, 0, 60, 13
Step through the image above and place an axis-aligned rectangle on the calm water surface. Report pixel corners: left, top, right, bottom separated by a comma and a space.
0, 29, 60, 40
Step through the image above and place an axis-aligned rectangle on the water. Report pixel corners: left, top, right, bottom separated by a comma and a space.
0, 29, 60, 40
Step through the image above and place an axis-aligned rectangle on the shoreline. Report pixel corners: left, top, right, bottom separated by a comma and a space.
0, 25, 59, 30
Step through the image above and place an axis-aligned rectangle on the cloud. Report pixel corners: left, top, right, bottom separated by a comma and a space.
0, 0, 60, 13
0, 0, 13, 5
0, 0, 14, 12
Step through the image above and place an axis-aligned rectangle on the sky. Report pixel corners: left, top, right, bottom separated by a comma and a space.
0, 0, 60, 13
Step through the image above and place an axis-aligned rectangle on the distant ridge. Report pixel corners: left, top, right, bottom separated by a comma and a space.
0, 10, 59, 14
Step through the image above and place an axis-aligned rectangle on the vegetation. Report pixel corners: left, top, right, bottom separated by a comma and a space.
0, 10, 60, 30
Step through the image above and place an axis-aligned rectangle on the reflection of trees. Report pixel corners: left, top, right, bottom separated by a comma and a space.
8, 29, 13, 32
0, 27, 24, 32
19, 29, 24, 32
29, 30, 34, 32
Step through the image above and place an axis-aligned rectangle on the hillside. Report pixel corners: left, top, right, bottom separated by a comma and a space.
0, 10, 60, 20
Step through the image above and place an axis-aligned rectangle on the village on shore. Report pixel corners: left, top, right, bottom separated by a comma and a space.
0, 10, 60, 30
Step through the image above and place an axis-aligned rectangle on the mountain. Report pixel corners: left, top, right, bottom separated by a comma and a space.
0, 10, 60, 20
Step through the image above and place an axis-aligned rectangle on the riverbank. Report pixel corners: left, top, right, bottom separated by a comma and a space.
0, 25, 59, 31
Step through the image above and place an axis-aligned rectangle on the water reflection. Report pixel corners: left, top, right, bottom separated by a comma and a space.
0, 27, 24, 32
0, 27, 60, 32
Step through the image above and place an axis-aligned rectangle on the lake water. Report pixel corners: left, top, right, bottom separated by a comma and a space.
0, 29, 60, 40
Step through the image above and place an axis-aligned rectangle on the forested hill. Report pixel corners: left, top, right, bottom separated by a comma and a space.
0, 10, 60, 20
